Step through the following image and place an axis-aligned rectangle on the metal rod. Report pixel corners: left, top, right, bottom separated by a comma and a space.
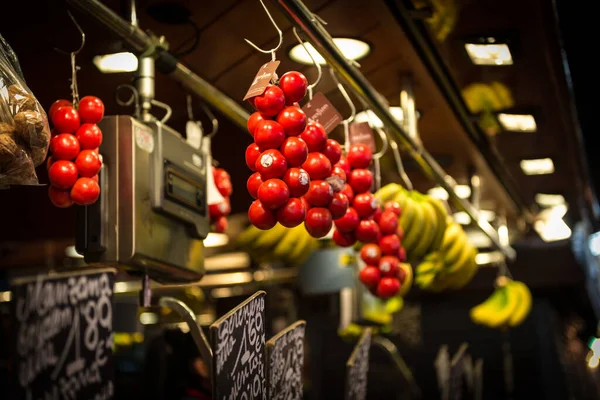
274, 0, 516, 260
66, 0, 250, 129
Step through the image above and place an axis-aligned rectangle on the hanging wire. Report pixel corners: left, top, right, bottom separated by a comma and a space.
187, 94, 219, 138
244, 0, 283, 61
329, 68, 356, 123
115, 84, 141, 119
293, 27, 322, 100
150, 99, 172, 124
390, 139, 414, 191
364, 111, 389, 160
54, 11, 86, 105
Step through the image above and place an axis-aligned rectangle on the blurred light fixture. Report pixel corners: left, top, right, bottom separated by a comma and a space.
203, 233, 229, 247
427, 184, 471, 201
93, 52, 138, 73
534, 204, 571, 242
589, 232, 600, 256
354, 107, 404, 128
0, 291, 11, 303
475, 251, 503, 265
465, 39, 513, 65
453, 211, 471, 225
535, 193, 565, 208
520, 158, 555, 175
204, 252, 251, 271
65, 245, 84, 259
455, 185, 472, 199
289, 38, 370, 65
466, 230, 492, 248
139, 312, 158, 325
497, 113, 537, 132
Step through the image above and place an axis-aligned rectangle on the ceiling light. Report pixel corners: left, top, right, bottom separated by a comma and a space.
480, 210, 496, 222
203, 233, 229, 247
466, 230, 493, 248
455, 185, 472, 199
465, 42, 513, 65
427, 184, 471, 200
534, 204, 571, 242
497, 113, 537, 132
453, 211, 471, 225
93, 52, 138, 73
475, 251, 504, 265
520, 158, 555, 175
354, 107, 404, 128
289, 38, 371, 65
0, 291, 11, 303
535, 193, 565, 207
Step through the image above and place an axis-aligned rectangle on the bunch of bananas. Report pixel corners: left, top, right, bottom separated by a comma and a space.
414, 218, 478, 291
470, 278, 532, 328
236, 223, 319, 266
376, 183, 448, 262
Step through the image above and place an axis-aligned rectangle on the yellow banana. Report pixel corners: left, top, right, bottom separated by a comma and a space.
398, 263, 413, 297
401, 197, 425, 254
508, 281, 532, 327
287, 227, 315, 265
441, 222, 462, 253
427, 197, 448, 252
253, 223, 286, 250
273, 225, 304, 262
443, 227, 468, 266
398, 195, 417, 232
469, 286, 507, 326
393, 188, 409, 211
376, 183, 403, 203
411, 200, 438, 260
236, 225, 263, 248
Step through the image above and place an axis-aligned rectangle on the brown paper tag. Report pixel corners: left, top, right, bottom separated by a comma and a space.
243, 60, 280, 101
302, 92, 343, 133
349, 122, 377, 152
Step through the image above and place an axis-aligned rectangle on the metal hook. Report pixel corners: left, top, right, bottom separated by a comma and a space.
293, 27, 321, 100
364, 111, 389, 160
54, 11, 86, 105
187, 94, 219, 138
244, 0, 283, 61
390, 140, 414, 191
329, 68, 355, 123
54, 11, 86, 56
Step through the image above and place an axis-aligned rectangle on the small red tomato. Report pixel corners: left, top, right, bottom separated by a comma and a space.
255, 120, 285, 151
300, 121, 327, 152
329, 166, 347, 184
300, 196, 310, 212
283, 168, 310, 198
339, 183, 355, 204
359, 266, 381, 288
213, 167, 230, 182
334, 207, 360, 233
48, 186, 74, 208
280, 137, 308, 167
305, 180, 333, 207
348, 169, 373, 194
372, 207, 382, 223
304, 207, 333, 238
279, 71, 308, 104
347, 143, 373, 169
247, 172, 263, 199
397, 247, 407, 262
302, 152, 332, 180
329, 192, 349, 219
49, 99, 72, 119
256, 149, 288, 180
323, 139, 342, 165
75, 150, 102, 177
49, 160, 78, 189
376, 277, 400, 299
245, 143, 261, 171
355, 219, 381, 243
383, 201, 402, 217
253, 85, 286, 116
335, 156, 351, 176
332, 229, 356, 247
78, 96, 105, 124
258, 178, 290, 210
209, 199, 231, 219
70, 177, 101, 205
397, 265, 407, 283
90, 175, 99, 183
214, 216, 228, 233
51, 133, 80, 160
353, 192, 379, 219
277, 198, 307, 228
397, 226, 405, 241
75, 124, 103, 150
215, 174, 233, 197
46, 156, 54, 170
379, 235, 401, 256
247, 112, 267, 136
52, 106, 80, 134
360, 243, 382, 265
276, 106, 307, 136
378, 210, 399, 235
248, 200, 277, 230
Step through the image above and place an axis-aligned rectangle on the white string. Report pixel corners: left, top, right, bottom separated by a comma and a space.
244, 0, 283, 61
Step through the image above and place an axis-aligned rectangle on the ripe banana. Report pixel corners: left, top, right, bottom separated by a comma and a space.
470, 279, 532, 329
411, 199, 438, 260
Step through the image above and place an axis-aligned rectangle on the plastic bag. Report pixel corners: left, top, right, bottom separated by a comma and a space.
0, 34, 50, 187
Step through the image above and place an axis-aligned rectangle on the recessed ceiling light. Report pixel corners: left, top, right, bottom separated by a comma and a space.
288, 38, 371, 65
497, 113, 537, 132
465, 42, 513, 65
93, 52, 138, 73
354, 107, 404, 128
535, 193, 565, 207
520, 158, 555, 175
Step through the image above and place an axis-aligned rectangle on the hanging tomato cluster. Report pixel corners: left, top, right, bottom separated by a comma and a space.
46, 96, 104, 208
209, 167, 232, 233
245, 71, 346, 238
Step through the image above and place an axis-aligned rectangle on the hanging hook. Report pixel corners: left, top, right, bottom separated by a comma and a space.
54, 11, 86, 106
199, 102, 219, 138
364, 111, 389, 160
54, 11, 86, 56
244, 0, 283, 62
329, 68, 355, 123
390, 140, 414, 191
293, 27, 321, 100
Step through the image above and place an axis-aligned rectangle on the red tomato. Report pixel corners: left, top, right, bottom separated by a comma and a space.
277, 198, 307, 228
360, 243, 382, 265
329, 166, 347, 184
253, 85, 286, 116
245, 143, 262, 171
51, 133, 80, 160
283, 168, 310, 198
397, 226, 405, 242
355, 219, 381, 243
300, 121, 327, 152
48, 160, 78, 189
247, 172, 264, 199
216, 177, 233, 197
255, 149, 288, 180
280, 137, 308, 167
257, 179, 290, 210
372, 207, 382, 223
247, 112, 267, 136
332, 229, 356, 247
353, 192, 378, 219
347, 143, 373, 169
75, 150, 102, 177
304, 207, 333, 238
339, 183, 355, 204
335, 156, 351, 176
248, 200, 277, 230
52, 106, 80, 133
376, 277, 400, 299
305, 180, 333, 207
359, 265, 381, 288
348, 169, 373, 194
48, 186, 74, 208
323, 139, 342, 165
213, 168, 230, 182
276, 106, 307, 136
329, 192, 349, 219
75, 124, 103, 150
90, 175, 99, 183
214, 216, 228, 233
383, 201, 402, 217
78, 96, 105, 124
279, 71, 308, 104
379, 235, 401, 256
378, 210, 399, 235
334, 207, 360, 233
255, 120, 285, 151
70, 177, 101, 205
46, 156, 54, 170
49, 99, 72, 119
397, 246, 407, 262
302, 152, 332, 180
209, 199, 231, 219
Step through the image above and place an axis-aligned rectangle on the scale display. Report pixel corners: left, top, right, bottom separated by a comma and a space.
165, 166, 205, 215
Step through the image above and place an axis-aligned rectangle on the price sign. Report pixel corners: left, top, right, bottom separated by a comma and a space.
12, 268, 116, 400
349, 122, 376, 152
244, 61, 280, 101
345, 328, 372, 400
266, 320, 306, 400
210, 291, 267, 400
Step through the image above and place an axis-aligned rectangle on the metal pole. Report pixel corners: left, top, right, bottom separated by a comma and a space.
273, 0, 516, 261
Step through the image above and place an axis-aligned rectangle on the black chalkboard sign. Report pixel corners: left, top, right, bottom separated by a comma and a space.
345, 328, 372, 400
210, 291, 267, 400
449, 343, 468, 400
266, 320, 306, 400
11, 268, 116, 400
